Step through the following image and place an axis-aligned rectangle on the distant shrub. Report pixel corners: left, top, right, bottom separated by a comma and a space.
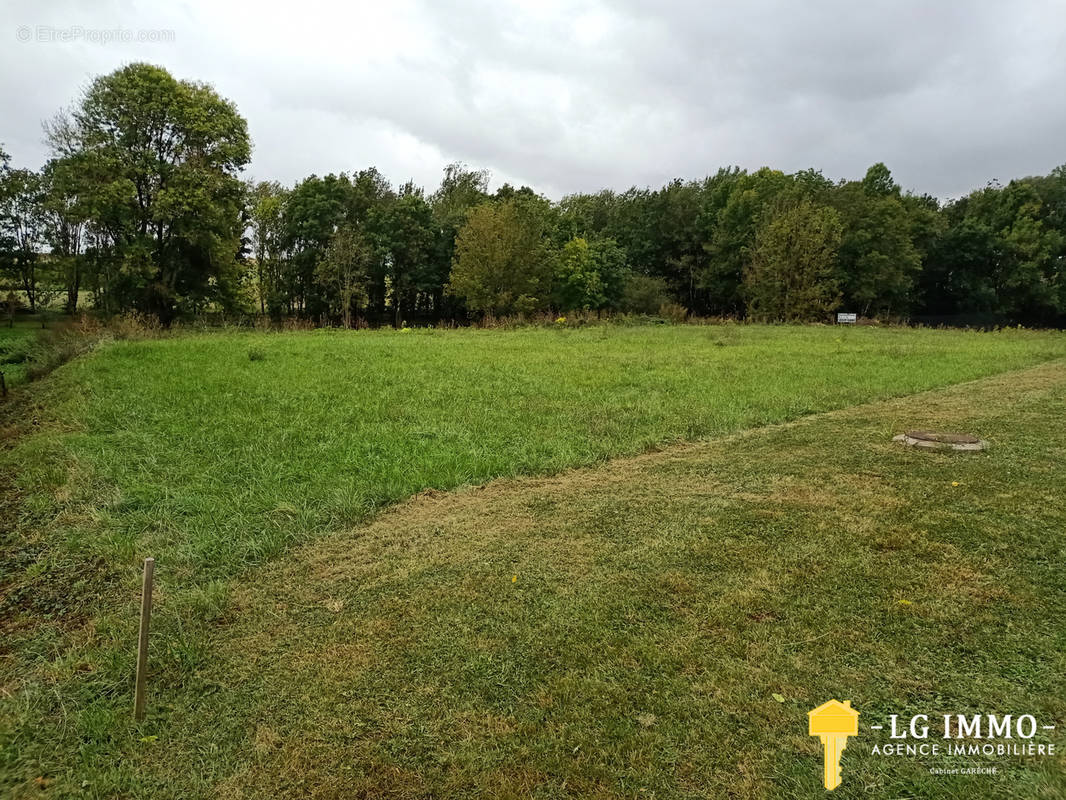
248, 347, 266, 361
611, 313, 668, 326
282, 317, 316, 331
621, 274, 672, 315
108, 312, 164, 339
0, 334, 33, 366
658, 302, 689, 324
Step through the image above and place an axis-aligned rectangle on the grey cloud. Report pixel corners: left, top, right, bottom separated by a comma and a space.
2, 0, 1063, 200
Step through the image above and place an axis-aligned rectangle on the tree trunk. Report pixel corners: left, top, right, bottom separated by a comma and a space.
66, 262, 81, 314
23, 262, 36, 312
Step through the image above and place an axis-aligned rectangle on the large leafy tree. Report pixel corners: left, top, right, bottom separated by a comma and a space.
0, 146, 10, 302
346, 168, 395, 318
0, 162, 46, 311
832, 166, 922, 316
993, 180, 1064, 321
704, 168, 795, 316
40, 114, 89, 313
246, 180, 288, 316
39, 159, 87, 313
282, 169, 403, 322
315, 226, 372, 328
553, 236, 628, 311
430, 163, 490, 231
555, 189, 616, 245
370, 185, 437, 326
282, 173, 359, 317
427, 163, 490, 318
860, 162, 899, 197
48, 63, 250, 319
744, 199, 843, 321
654, 178, 711, 313
448, 200, 554, 315
920, 174, 1066, 323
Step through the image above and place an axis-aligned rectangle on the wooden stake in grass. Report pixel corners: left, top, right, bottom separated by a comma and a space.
134, 557, 155, 721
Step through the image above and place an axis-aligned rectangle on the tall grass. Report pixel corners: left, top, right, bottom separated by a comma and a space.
5, 324, 1063, 592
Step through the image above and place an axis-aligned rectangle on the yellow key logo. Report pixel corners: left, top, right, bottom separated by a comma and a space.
809, 700, 859, 790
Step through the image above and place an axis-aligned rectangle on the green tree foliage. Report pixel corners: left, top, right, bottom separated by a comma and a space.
247, 180, 287, 316
832, 165, 922, 316
0, 164, 46, 310
370, 186, 437, 326
9, 65, 1066, 327
556, 190, 616, 244
345, 168, 396, 318
431, 163, 490, 227
703, 168, 795, 316
448, 200, 554, 315
315, 226, 372, 328
861, 162, 900, 197
919, 173, 1066, 323
47, 63, 250, 320
37, 116, 89, 314
653, 179, 710, 312
283, 173, 364, 317
993, 181, 1065, 320
430, 164, 489, 261
553, 237, 628, 311
744, 199, 843, 321
40, 160, 87, 314
620, 274, 672, 314
0, 146, 12, 302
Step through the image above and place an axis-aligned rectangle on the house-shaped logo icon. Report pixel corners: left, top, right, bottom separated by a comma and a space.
809, 700, 859, 790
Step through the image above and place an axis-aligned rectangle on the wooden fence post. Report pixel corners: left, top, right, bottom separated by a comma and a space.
134, 557, 155, 721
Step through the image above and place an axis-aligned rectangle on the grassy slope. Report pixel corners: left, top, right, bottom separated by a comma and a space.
0, 324, 37, 387
2, 325, 1066, 797
13, 359, 1066, 798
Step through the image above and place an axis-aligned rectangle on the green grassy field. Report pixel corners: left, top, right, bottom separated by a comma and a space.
2, 324, 1065, 798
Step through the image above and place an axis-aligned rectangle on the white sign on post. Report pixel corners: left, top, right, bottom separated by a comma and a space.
836, 312, 857, 324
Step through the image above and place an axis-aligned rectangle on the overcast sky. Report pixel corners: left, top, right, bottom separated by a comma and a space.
3, 0, 1064, 200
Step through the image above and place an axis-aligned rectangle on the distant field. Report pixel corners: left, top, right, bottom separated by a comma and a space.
2, 324, 1065, 797
5, 325, 1065, 586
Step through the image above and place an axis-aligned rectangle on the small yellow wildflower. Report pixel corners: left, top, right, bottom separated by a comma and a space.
555, 316, 566, 324
951, 481, 960, 487
898, 599, 913, 605
512, 574, 517, 583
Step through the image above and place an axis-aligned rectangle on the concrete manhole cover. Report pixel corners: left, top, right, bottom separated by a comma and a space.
893, 430, 988, 451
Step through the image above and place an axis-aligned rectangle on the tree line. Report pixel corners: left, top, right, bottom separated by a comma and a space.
2, 63, 1064, 327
